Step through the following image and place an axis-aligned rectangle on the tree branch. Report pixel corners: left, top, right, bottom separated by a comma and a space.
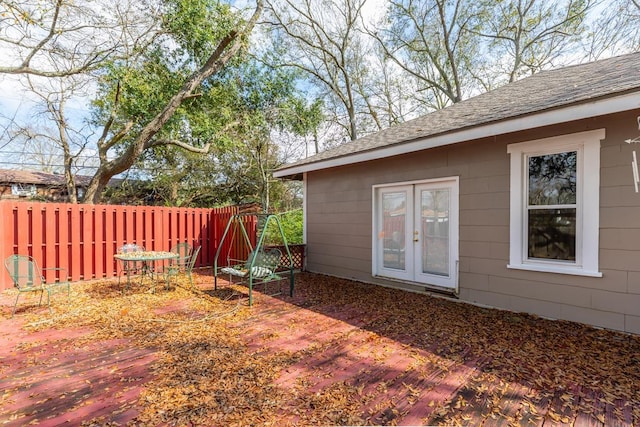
83, 1, 264, 203
146, 139, 211, 153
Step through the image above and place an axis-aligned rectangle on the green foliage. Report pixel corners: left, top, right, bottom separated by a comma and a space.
162, 0, 238, 64
262, 209, 303, 245
88, 0, 292, 207
281, 97, 324, 138
90, 0, 249, 150
86, 0, 320, 209
98, 53, 313, 208
93, 50, 187, 132
139, 58, 312, 208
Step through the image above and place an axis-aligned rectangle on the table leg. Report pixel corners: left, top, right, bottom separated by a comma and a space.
123, 261, 133, 292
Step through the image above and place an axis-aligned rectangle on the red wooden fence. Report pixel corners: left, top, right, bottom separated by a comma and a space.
0, 201, 257, 290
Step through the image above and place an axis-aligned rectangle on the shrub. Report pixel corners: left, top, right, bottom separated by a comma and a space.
263, 209, 303, 245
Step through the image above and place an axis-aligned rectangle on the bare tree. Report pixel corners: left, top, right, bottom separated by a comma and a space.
0, 0, 158, 202
369, 0, 482, 109
0, 0, 158, 77
264, 0, 375, 141
31, 77, 94, 202
0, 123, 59, 171
472, 0, 597, 84
0, 73, 95, 202
365, 0, 599, 112
581, 0, 640, 60
354, 44, 425, 126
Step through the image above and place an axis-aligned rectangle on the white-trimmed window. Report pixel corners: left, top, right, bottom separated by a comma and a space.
507, 129, 604, 277
11, 184, 36, 197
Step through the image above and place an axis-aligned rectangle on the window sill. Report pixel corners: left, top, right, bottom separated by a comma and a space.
507, 263, 603, 278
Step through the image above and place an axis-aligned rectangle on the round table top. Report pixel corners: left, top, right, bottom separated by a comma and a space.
114, 251, 179, 261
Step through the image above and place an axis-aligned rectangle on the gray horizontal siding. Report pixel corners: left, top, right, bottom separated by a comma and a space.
305, 110, 640, 333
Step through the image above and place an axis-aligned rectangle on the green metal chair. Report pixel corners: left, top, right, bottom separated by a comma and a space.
165, 246, 200, 289
168, 242, 193, 272
4, 255, 70, 317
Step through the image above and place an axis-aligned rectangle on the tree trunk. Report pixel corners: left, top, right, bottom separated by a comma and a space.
82, 1, 264, 204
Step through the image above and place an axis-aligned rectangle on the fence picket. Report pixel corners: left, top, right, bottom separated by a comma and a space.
94, 206, 105, 278
0, 201, 244, 290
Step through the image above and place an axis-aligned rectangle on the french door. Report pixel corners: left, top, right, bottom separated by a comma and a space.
374, 178, 458, 290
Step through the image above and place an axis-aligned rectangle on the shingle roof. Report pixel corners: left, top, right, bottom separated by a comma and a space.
0, 169, 129, 188
275, 51, 640, 177
0, 169, 92, 187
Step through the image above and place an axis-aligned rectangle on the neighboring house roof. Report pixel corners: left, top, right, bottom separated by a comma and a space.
0, 169, 126, 188
0, 169, 93, 187
274, 51, 640, 178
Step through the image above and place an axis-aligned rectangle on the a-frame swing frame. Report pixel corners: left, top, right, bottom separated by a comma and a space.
213, 213, 295, 305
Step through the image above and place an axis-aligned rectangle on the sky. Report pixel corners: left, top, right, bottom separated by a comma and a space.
0, 0, 631, 176
0, 73, 97, 174
0, 0, 152, 175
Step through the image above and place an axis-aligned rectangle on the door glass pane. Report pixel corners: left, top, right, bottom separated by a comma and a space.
421, 189, 449, 276
382, 192, 406, 270
528, 151, 577, 205
528, 208, 576, 261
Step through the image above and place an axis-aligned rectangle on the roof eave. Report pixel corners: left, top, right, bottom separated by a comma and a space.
273, 91, 640, 179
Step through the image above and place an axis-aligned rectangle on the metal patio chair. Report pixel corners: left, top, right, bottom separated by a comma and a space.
4, 255, 70, 317
165, 246, 201, 289
168, 242, 193, 273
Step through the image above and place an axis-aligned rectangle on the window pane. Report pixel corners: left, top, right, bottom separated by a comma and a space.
421, 189, 449, 276
528, 151, 577, 205
382, 192, 406, 270
528, 209, 576, 261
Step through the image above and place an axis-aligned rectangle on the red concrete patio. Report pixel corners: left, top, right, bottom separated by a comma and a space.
1, 271, 639, 426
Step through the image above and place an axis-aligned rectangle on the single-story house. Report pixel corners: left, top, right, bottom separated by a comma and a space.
0, 169, 92, 202
0, 169, 131, 203
274, 51, 640, 334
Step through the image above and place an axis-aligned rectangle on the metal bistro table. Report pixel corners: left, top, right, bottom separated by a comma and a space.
114, 250, 179, 292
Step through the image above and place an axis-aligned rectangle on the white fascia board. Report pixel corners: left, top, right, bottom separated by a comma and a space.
273, 91, 640, 178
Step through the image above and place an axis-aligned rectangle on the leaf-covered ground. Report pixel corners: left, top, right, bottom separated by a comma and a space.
1, 271, 639, 426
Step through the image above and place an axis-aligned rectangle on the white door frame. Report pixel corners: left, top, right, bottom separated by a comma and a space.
372, 177, 459, 291
374, 184, 414, 282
